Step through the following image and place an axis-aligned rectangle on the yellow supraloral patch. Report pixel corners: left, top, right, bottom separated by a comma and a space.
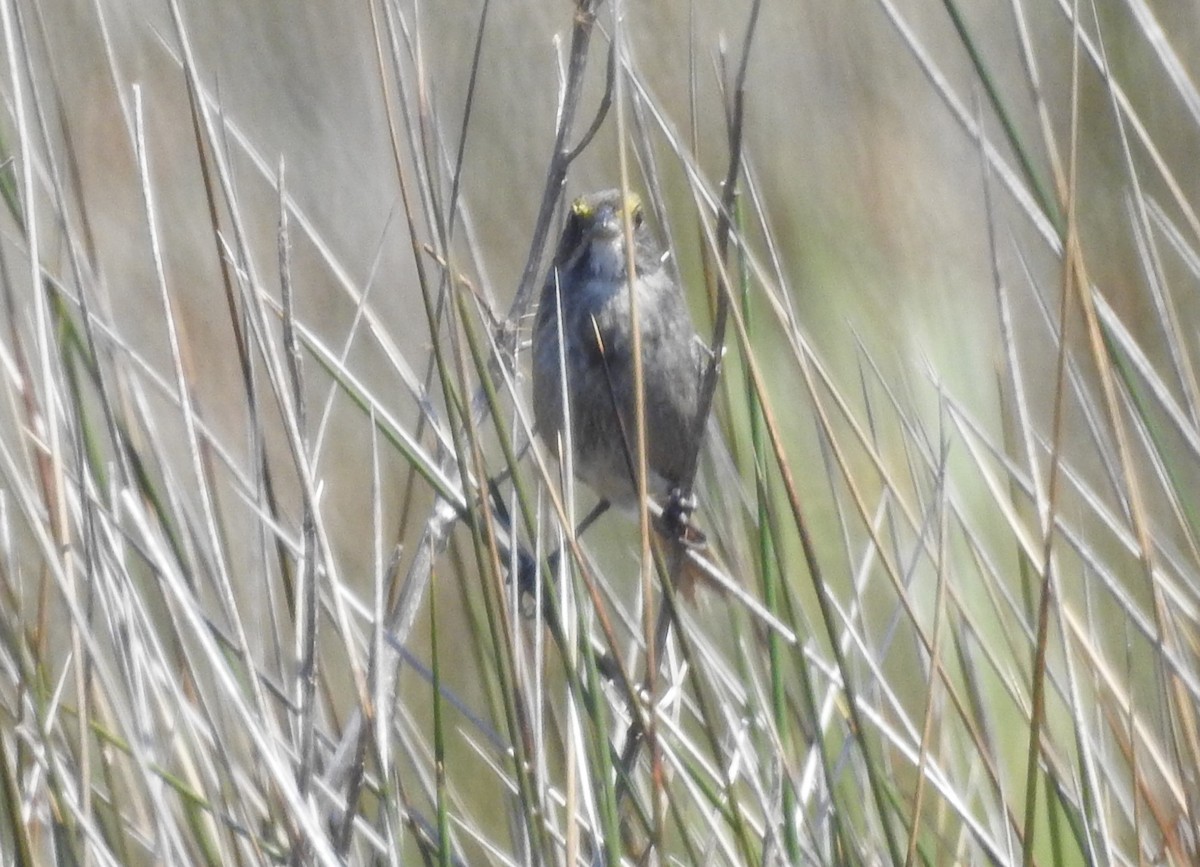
570, 191, 642, 222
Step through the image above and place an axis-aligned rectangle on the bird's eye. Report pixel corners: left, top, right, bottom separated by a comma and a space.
632, 207, 644, 228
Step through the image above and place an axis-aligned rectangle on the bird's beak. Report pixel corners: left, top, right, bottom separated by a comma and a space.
591, 205, 623, 240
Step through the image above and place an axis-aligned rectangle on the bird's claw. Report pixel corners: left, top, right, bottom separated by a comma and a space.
658, 488, 707, 549
514, 547, 559, 620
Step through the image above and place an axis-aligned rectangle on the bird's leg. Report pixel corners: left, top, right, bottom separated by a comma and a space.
508, 496, 612, 618
574, 497, 612, 537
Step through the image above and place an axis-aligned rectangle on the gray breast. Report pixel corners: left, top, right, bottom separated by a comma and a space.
533, 262, 704, 505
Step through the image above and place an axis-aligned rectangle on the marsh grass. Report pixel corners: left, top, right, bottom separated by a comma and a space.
1, 0, 1198, 864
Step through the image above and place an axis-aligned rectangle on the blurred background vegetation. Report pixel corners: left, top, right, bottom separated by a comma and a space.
1, 0, 1198, 864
